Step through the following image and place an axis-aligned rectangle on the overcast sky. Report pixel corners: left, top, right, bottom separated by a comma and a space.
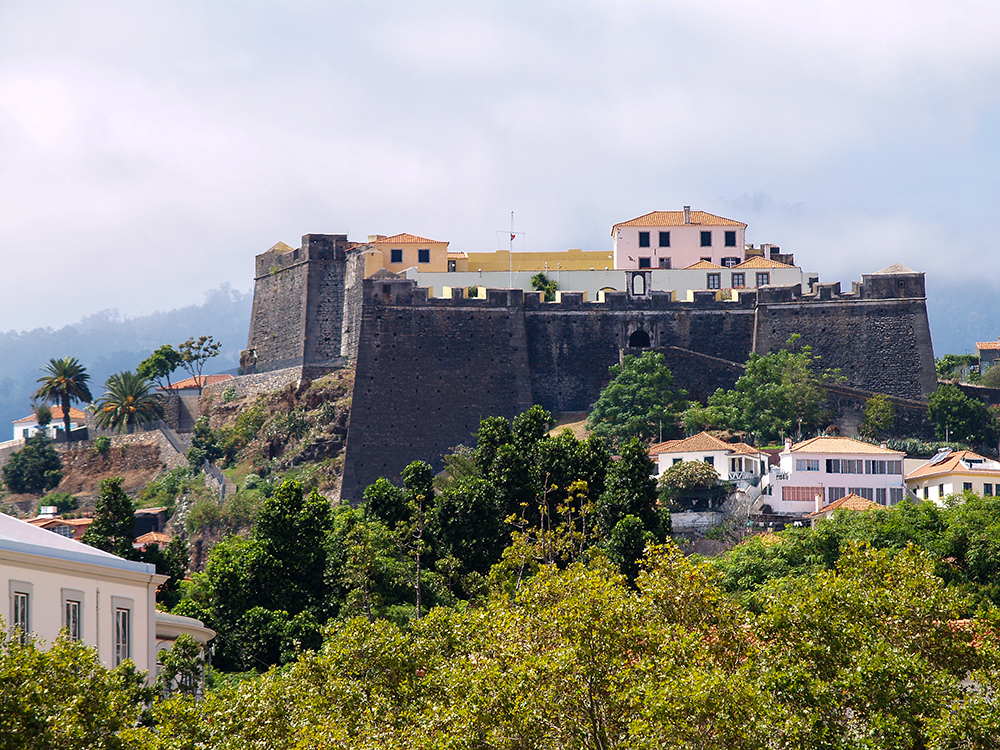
2, 0, 999, 335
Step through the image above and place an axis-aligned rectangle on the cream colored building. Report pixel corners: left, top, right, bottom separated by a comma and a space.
365, 233, 450, 274
1, 512, 169, 680
905, 449, 1000, 504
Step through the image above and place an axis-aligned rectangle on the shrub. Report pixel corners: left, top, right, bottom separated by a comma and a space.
91, 435, 111, 456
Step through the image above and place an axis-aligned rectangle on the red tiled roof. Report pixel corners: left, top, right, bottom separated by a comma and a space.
160, 374, 233, 391
684, 260, 724, 270
976, 341, 1000, 351
733, 256, 793, 269
613, 211, 747, 230
787, 436, 904, 456
372, 233, 446, 245
905, 450, 1000, 481
650, 431, 761, 457
805, 493, 881, 518
134, 531, 172, 547
14, 406, 87, 424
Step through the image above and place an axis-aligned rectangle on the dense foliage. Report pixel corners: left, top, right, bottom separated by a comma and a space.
34, 356, 92, 441
586, 351, 688, 445
927, 383, 997, 446
683, 336, 836, 442
1, 434, 62, 495
93, 371, 165, 433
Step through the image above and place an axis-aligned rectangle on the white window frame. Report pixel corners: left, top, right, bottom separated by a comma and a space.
9, 581, 32, 644
112, 596, 134, 666
62, 589, 84, 641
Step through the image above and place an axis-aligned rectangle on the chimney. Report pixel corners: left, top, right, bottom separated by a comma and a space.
683, 206, 691, 224
815, 492, 823, 514
784, 438, 792, 451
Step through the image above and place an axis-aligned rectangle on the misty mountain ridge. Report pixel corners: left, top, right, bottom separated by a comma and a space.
0, 284, 252, 435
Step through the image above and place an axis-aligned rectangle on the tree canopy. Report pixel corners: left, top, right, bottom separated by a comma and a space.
586, 351, 688, 446
927, 383, 995, 445
1, 434, 62, 495
178, 335, 222, 394
94, 371, 164, 433
136, 345, 182, 390
82, 476, 136, 559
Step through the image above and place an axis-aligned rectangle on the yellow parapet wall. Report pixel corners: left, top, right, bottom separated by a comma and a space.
458, 248, 613, 273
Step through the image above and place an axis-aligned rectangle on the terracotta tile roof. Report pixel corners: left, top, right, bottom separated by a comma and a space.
787, 436, 904, 456
134, 531, 172, 547
805, 493, 881, 518
28, 517, 92, 529
684, 260, 724, 270
976, 341, 1000, 351
160, 374, 234, 391
372, 233, 445, 245
905, 450, 1000, 481
14, 406, 87, 423
733, 256, 793, 269
649, 431, 763, 457
447, 251, 467, 259
613, 211, 747, 230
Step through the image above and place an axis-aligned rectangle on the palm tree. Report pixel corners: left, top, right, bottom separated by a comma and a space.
94, 371, 165, 433
35, 357, 93, 442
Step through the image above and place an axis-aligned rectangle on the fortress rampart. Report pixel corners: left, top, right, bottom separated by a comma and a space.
244, 236, 936, 501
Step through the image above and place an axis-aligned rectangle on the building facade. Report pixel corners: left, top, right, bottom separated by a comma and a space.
612, 208, 747, 271
905, 449, 1000, 504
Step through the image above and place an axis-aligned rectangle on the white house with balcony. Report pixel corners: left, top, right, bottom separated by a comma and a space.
612, 208, 747, 271
648, 432, 768, 486
0, 512, 213, 683
759, 436, 906, 516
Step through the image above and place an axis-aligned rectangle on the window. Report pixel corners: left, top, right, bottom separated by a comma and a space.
722, 257, 740, 267
725, 230, 737, 247
964, 482, 973, 491
756, 272, 770, 286
417, 248, 430, 264
731, 273, 745, 288
658, 257, 671, 269
638, 257, 651, 269
876, 488, 887, 505
704, 456, 714, 467
638, 231, 650, 248
850, 487, 875, 501
700, 231, 712, 247
796, 459, 820, 471
889, 487, 903, 505
447, 259, 456, 272
938, 483, 944, 498
826, 459, 863, 474
985, 483, 994, 496
62, 589, 83, 641
658, 231, 670, 247
672, 458, 683, 465
9, 581, 31, 645
390, 248, 403, 264
707, 273, 721, 289
112, 597, 133, 666
923, 486, 929, 499
828, 487, 847, 501
864, 460, 903, 475
782, 486, 822, 502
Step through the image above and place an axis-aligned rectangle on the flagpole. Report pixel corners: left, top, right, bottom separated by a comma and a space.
509, 211, 514, 288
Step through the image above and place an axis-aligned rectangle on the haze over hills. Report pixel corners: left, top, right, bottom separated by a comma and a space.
0, 284, 252, 436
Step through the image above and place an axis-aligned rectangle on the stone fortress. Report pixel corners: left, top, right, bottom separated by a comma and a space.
242, 212, 937, 502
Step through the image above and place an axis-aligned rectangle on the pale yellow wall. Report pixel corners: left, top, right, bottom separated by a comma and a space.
463, 248, 613, 273
370, 240, 450, 273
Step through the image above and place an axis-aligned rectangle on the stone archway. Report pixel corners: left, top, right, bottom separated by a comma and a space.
628, 329, 651, 348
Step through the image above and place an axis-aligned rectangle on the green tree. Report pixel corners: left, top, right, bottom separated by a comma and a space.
178, 335, 222, 395
186, 416, 222, 469
689, 336, 834, 442
139, 535, 189, 609
154, 633, 204, 699
94, 371, 164, 433
597, 437, 662, 538
82, 477, 136, 559
34, 356, 92, 442
657, 458, 724, 510
530, 272, 558, 301
935, 353, 979, 381
927, 383, 994, 444
587, 351, 688, 446
136, 344, 183, 390
860, 392, 896, 439
2, 434, 62, 495
981, 364, 1000, 389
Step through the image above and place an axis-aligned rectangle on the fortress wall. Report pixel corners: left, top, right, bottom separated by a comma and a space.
524, 295, 756, 412
339, 281, 533, 502
754, 296, 937, 400
246, 259, 308, 365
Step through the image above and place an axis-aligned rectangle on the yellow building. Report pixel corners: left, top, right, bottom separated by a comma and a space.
456, 248, 613, 273
366, 233, 450, 274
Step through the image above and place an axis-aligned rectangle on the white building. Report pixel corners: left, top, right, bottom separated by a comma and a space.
12, 406, 86, 441
648, 432, 767, 486
0, 512, 213, 682
905, 449, 1000, 504
612, 208, 747, 271
759, 437, 906, 516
